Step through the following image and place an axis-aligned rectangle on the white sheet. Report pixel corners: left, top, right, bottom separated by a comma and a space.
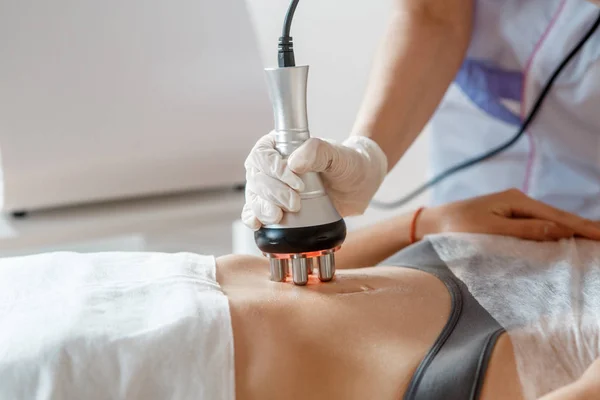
0, 251, 234, 400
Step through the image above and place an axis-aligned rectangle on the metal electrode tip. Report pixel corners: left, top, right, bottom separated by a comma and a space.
317, 252, 335, 282
266, 250, 338, 285
290, 255, 309, 286
269, 258, 288, 283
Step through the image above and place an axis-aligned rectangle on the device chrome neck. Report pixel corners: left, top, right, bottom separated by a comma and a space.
264, 65, 310, 158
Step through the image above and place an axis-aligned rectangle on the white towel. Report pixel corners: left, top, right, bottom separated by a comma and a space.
0, 251, 234, 400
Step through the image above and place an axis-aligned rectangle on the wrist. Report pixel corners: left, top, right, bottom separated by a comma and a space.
414, 207, 440, 241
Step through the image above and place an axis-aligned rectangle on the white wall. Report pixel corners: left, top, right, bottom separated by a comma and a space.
245, 0, 430, 230
0, 0, 271, 212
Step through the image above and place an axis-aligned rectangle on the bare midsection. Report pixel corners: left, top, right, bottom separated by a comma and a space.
481, 333, 523, 400
217, 255, 523, 400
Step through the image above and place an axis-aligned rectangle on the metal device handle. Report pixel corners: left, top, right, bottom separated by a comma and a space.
258, 65, 346, 286
264, 65, 310, 158
264, 65, 326, 200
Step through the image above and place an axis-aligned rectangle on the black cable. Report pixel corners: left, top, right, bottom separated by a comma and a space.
370, 11, 600, 210
282, 0, 300, 38
278, 0, 300, 67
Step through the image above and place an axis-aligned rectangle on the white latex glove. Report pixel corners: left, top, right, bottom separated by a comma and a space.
242, 132, 388, 230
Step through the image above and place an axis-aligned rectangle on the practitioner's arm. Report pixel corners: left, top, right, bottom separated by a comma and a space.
351, 0, 474, 169
335, 190, 600, 269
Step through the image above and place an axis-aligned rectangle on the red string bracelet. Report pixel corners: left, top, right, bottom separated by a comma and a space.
410, 207, 426, 244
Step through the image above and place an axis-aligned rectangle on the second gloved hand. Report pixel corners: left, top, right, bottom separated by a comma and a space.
242, 133, 388, 230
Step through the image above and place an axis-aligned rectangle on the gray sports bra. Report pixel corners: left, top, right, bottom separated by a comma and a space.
383, 240, 505, 400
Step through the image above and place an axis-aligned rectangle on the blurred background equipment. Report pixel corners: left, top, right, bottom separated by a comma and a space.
0, 0, 270, 212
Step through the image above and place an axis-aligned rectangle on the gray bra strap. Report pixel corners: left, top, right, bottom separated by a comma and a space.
383, 241, 505, 400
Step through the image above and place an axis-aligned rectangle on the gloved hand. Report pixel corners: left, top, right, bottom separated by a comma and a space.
242, 132, 388, 230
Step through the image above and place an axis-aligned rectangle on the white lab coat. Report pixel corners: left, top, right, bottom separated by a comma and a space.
429, 0, 600, 219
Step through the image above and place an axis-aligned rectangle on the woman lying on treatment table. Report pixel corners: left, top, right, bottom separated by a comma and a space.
1, 189, 600, 400
223, 189, 600, 400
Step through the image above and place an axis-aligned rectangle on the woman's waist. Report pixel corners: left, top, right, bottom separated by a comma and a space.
230, 262, 523, 400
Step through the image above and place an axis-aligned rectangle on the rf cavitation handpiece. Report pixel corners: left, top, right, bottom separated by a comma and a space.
254, 65, 346, 286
